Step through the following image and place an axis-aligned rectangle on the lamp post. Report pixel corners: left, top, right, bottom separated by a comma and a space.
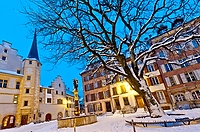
73, 79, 80, 116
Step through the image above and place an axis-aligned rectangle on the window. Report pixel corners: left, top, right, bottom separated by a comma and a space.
85, 95, 90, 102
94, 82, 98, 88
93, 73, 97, 78
27, 76, 31, 80
59, 84, 61, 87
112, 87, 118, 95
25, 89, 30, 93
40, 88, 42, 92
0, 80, 8, 88
91, 94, 95, 101
147, 64, 155, 72
87, 104, 94, 113
192, 90, 200, 100
24, 101, 28, 106
16, 82, 20, 89
95, 103, 102, 111
29, 61, 32, 64
150, 77, 159, 85
13, 95, 18, 104
98, 92, 104, 99
17, 70, 21, 74
2, 56, 6, 61
47, 98, 51, 103
192, 40, 199, 48
56, 90, 58, 94
169, 77, 176, 86
57, 99, 63, 104
195, 54, 200, 63
4, 49, 8, 53
123, 97, 130, 105
47, 89, 51, 94
84, 84, 90, 91
179, 58, 189, 68
104, 90, 111, 98
185, 72, 196, 82
37, 63, 40, 67
61, 91, 63, 95
156, 91, 166, 103
120, 85, 126, 94
39, 98, 42, 102
174, 94, 186, 102
164, 63, 173, 72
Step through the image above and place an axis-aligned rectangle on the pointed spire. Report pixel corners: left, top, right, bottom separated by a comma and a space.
28, 29, 40, 61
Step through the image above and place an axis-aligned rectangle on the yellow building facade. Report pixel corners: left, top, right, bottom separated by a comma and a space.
0, 32, 74, 130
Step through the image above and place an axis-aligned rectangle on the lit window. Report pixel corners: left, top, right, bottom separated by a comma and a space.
13, 95, 18, 104
169, 77, 176, 86
120, 85, 126, 94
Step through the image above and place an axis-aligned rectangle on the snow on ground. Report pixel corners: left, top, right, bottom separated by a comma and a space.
1, 108, 200, 132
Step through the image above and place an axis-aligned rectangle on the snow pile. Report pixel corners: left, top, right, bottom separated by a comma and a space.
1, 108, 200, 132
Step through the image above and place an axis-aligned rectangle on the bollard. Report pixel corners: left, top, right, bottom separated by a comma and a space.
132, 119, 136, 132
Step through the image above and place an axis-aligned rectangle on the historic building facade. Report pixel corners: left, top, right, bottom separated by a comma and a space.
81, 17, 200, 115
0, 32, 74, 129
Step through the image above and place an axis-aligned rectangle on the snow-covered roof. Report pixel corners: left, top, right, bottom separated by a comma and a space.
0, 69, 23, 76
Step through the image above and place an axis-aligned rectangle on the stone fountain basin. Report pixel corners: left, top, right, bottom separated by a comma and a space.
58, 114, 97, 128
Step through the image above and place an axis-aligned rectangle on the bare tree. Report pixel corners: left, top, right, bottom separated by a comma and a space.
22, 0, 200, 117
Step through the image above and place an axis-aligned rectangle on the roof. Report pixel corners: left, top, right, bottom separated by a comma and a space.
0, 69, 23, 76
27, 30, 40, 61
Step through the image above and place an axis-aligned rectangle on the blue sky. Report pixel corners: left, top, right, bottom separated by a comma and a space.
0, 1, 83, 96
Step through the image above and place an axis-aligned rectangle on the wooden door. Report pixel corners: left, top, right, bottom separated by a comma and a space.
21, 115, 28, 125
135, 96, 144, 108
45, 113, 52, 121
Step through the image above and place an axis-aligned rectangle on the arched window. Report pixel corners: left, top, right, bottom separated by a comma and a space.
192, 90, 200, 100
174, 94, 186, 102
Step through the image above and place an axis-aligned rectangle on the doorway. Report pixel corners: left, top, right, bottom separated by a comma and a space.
135, 96, 144, 108
21, 115, 28, 125
45, 113, 52, 121
1, 115, 15, 129
105, 102, 112, 112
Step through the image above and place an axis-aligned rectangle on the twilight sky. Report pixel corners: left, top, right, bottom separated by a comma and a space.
0, 1, 83, 96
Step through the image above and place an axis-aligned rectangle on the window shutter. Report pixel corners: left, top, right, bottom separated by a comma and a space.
180, 73, 187, 83
194, 69, 200, 80
144, 66, 148, 73
160, 64, 166, 73
165, 77, 171, 86
154, 62, 158, 70
173, 75, 180, 84
157, 75, 163, 83
146, 78, 152, 86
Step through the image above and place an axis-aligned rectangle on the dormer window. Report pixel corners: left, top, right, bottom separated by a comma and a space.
2, 56, 6, 61
4, 49, 8, 53
17, 70, 21, 74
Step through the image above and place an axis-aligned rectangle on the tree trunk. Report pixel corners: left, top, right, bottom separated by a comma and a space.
139, 79, 165, 117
